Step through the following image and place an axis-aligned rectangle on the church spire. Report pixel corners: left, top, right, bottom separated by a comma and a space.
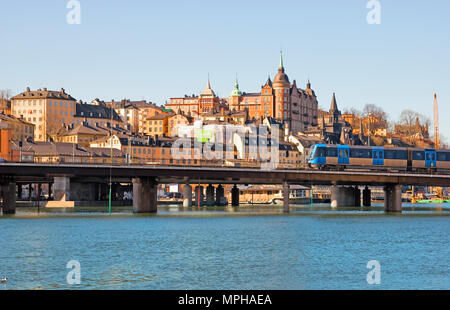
279, 50, 284, 71
206, 74, 211, 90
230, 75, 242, 97
201, 74, 215, 97
330, 92, 339, 113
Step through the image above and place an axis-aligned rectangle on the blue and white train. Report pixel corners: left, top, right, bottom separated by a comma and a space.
308, 144, 450, 172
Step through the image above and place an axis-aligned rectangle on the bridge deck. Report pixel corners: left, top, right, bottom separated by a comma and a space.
1, 163, 449, 186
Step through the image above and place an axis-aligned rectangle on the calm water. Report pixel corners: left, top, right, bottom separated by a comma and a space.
0, 204, 449, 290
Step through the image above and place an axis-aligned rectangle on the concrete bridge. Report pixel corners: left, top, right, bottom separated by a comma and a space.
1, 163, 449, 214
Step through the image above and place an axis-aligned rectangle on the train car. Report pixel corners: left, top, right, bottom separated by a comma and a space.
308, 144, 450, 172
411, 148, 450, 171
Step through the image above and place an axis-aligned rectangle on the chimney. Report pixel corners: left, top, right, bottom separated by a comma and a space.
61, 88, 65, 94
43, 87, 47, 91
26, 87, 30, 92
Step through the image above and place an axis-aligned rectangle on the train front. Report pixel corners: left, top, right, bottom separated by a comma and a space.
308, 144, 327, 168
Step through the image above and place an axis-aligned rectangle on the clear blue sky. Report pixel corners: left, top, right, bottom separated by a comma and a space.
1, 0, 449, 139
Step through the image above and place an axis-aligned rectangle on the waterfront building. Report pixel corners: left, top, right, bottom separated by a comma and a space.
227, 53, 319, 135
73, 101, 122, 129
168, 113, 193, 137
0, 128, 11, 161
10, 88, 124, 142
201, 110, 248, 125
167, 78, 221, 116
10, 141, 126, 164
57, 122, 110, 147
303, 93, 360, 145
10, 88, 77, 141
101, 99, 164, 134
0, 112, 35, 142
143, 112, 173, 137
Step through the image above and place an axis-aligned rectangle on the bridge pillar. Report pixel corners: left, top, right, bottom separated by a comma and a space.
283, 181, 290, 213
354, 186, 361, 207
28, 183, 32, 200
53, 176, 70, 201
231, 184, 239, 206
384, 184, 402, 213
70, 182, 97, 201
216, 185, 225, 206
48, 183, 52, 200
132, 177, 157, 213
194, 185, 204, 207
182, 184, 192, 207
206, 184, 215, 206
331, 186, 342, 208
363, 186, 371, 207
1, 181, 16, 215
17, 184, 22, 200
331, 186, 360, 208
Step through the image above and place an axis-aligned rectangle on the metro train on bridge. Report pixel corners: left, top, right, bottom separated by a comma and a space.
308, 144, 450, 172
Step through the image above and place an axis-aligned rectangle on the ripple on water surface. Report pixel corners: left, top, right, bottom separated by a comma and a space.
1, 204, 449, 289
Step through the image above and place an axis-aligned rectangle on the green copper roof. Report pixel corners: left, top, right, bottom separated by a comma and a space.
230, 78, 243, 97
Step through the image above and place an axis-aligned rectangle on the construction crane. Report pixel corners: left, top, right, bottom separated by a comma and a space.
434, 93, 440, 149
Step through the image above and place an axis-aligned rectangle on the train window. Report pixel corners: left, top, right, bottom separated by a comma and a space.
397, 151, 407, 159
386, 150, 407, 159
426, 153, 430, 161
431, 153, 436, 161
350, 149, 369, 158
438, 152, 450, 162
385, 150, 394, 159
327, 147, 337, 157
318, 148, 326, 157
413, 151, 425, 160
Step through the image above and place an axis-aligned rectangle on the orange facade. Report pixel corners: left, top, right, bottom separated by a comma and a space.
0, 129, 12, 161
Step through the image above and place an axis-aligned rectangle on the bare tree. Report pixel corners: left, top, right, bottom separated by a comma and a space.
0, 89, 12, 100
46, 120, 68, 142
342, 107, 361, 116
0, 89, 12, 113
397, 109, 431, 136
362, 104, 389, 134
439, 134, 449, 149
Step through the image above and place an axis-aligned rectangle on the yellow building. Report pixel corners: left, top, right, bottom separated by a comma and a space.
136, 102, 165, 135
143, 113, 172, 137
11, 88, 124, 142
0, 112, 35, 142
168, 114, 193, 137
57, 123, 109, 147
11, 88, 76, 141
